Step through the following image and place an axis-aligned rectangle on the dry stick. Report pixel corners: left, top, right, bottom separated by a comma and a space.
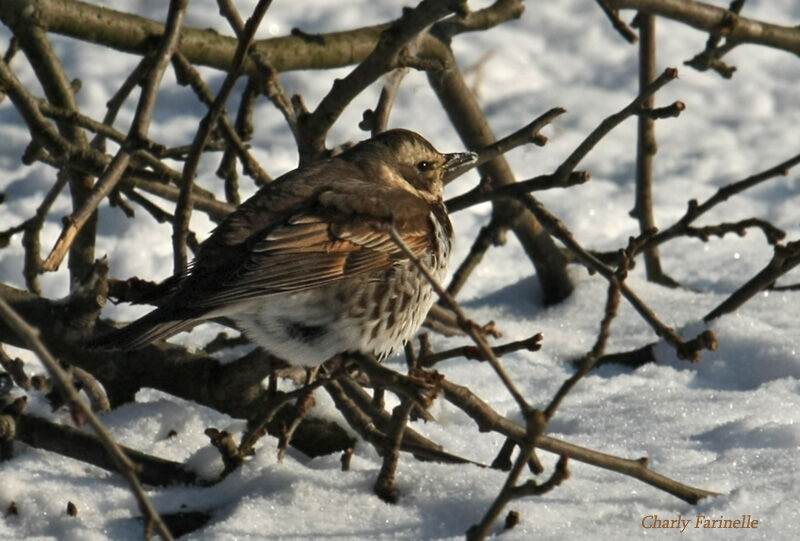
237, 375, 329, 465
10, 0, 800, 76
216, 0, 246, 34
606, 0, 800, 54
433, 0, 525, 37
545, 266, 624, 420
684, 218, 785, 244
172, 0, 274, 272
469, 245, 634, 540
632, 13, 677, 287
325, 377, 478, 466
277, 368, 319, 462
22, 170, 70, 293
297, 0, 464, 162
466, 411, 558, 541
218, 0, 301, 153
41, 0, 189, 272
373, 344, 421, 501
0, 299, 174, 540
7, 22, 99, 285
0, 66, 233, 225
596, 0, 639, 43
425, 46, 574, 306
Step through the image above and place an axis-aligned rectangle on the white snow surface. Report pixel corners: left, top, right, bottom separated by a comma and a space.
2, 0, 800, 539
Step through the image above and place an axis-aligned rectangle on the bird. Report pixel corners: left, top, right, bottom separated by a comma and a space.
90, 129, 476, 365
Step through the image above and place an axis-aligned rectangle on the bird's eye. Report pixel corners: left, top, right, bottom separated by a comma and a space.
416, 161, 433, 172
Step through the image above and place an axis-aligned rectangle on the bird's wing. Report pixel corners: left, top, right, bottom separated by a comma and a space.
176, 205, 433, 310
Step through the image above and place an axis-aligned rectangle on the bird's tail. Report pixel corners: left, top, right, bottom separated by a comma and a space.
87, 308, 197, 350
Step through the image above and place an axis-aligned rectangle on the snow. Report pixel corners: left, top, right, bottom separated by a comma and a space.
2, 0, 800, 539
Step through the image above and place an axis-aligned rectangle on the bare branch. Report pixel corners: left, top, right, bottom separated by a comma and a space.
0, 299, 174, 540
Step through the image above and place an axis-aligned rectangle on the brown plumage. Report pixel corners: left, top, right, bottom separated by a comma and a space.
90, 129, 475, 364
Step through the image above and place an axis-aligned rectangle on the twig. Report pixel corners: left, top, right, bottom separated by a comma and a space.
553, 67, 678, 182
0, 299, 174, 540
547, 272, 624, 418
170, 53, 271, 185
216, 78, 260, 204
597, 0, 638, 43
434, 0, 524, 38
705, 240, 800, 322
0, 346, 30, 390
325, 377, 477, 465
426, 43, 574, 305
238, 375, 329, 464
373, 398, 415, 502
360, 67, 409, 136
418, 333, 542, 367
447, 107, 566, 182
684, 218, 785, 244
631, 13, 677, 287
277, 370, 318, 462
91, 53, 154, 152
683, 0, 746, 78
446, 171, 589, 213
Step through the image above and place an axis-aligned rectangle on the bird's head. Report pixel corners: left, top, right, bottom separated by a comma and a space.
343, 129, 476, 202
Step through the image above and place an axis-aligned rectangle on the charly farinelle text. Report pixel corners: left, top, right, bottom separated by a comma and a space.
641, 514, 759, 533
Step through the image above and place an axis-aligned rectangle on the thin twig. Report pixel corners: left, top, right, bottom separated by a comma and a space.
596, 0, 638, 43
632, 13, 677, 287
554, 67, 678, 182
418, 333, 542, 367
446, 107, 566, 183
683, 0, 746, 78
360, 68, 409, 136
705, 240, 800, 322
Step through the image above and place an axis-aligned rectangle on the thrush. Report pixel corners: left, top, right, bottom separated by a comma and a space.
90, 129, 476, 365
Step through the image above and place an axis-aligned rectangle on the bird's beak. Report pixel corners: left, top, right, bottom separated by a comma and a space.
443, 151, 478, 174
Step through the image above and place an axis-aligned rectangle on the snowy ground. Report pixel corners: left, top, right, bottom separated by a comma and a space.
1, 0, 800, 539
